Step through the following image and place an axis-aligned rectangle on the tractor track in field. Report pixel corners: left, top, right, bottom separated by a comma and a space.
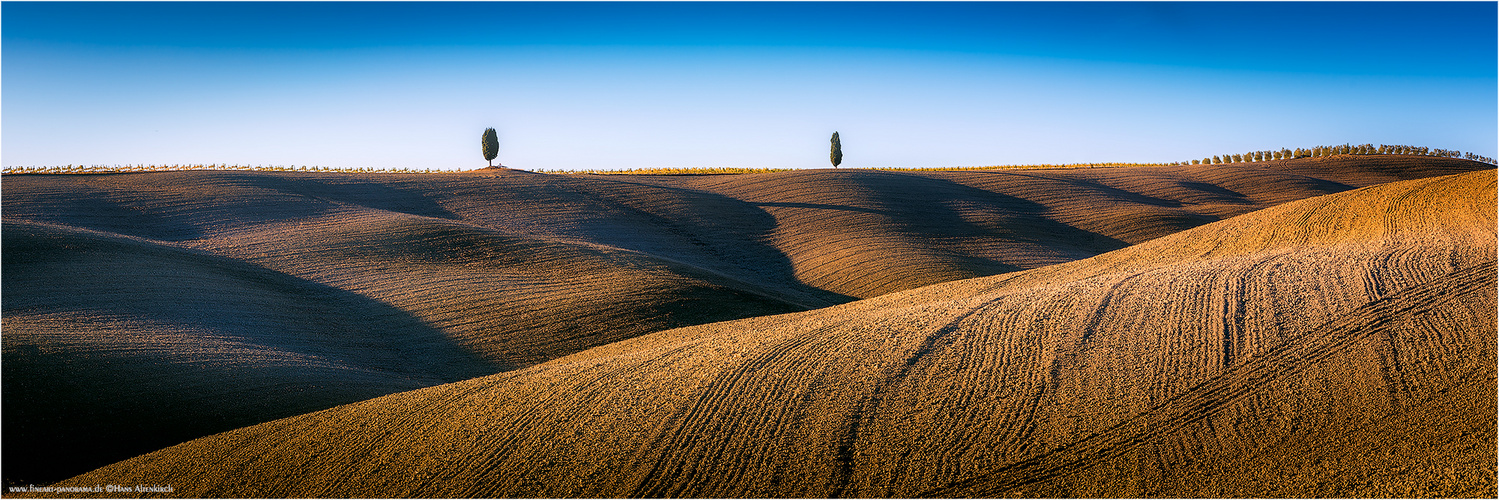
4, 157, 1492, 491
923, 260, 1496, 497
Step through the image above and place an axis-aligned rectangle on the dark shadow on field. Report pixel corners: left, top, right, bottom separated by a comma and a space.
1175, 181, 1252, 204
754, 201, 887, 215
517, 175, 861, 308
0, 177, 208, 241
0, 172, 461, 243
971, 169, 1187, 207
1, 221, 497, 487
840, 170, 1133, 273
552, 170, 1134, 299
236, 172, 462, 220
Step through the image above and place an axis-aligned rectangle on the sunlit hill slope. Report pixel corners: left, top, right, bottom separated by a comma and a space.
2, 155, 1492, 494
53, 167, 1498, 498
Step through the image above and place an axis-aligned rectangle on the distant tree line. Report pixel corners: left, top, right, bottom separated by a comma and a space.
0, 164, 448, 175
1181, 143, 1495, 166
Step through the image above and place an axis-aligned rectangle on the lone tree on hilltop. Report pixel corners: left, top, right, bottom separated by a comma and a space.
481, 127, 500, 168
830, 131, 843, 168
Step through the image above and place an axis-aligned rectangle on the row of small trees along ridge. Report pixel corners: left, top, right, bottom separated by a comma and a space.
1177, 144, 1494, 166
4, 142, 1493, 175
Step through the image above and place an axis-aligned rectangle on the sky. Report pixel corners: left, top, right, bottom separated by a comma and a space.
4, 1, 1496, 171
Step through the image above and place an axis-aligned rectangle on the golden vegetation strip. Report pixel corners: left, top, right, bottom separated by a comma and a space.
53, 169, 1496, 498
558, 166, 797, 175
6, 142, 1492, 176
1, 164, 446, 174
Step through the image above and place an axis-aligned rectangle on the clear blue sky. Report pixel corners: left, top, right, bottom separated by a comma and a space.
4, 1, 1495, 170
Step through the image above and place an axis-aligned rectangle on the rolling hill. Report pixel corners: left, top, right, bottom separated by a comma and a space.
2, 155, 1491, 489
13, 164, 1494, 497
2, 220, 499, 486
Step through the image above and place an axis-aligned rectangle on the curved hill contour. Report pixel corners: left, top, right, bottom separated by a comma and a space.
1, 221, 497, 487
0, 156, 1489, 486
56, 169, 1496, 498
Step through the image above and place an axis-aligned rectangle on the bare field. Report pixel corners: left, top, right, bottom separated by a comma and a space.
2, 156, 1493, 495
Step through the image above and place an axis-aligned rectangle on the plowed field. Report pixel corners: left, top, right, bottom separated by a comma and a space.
6, 158, 1490, 497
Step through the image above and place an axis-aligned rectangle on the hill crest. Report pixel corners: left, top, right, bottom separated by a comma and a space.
46, 168, 1497, 498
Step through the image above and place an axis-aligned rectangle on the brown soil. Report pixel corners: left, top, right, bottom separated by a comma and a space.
48, 168, 1495, 498
2, 156, 1491, 493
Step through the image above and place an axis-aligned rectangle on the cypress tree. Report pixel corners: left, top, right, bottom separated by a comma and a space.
481, 127, 500, 168
830, 132, 843, 168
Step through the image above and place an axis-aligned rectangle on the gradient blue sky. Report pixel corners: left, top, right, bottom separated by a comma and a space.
4, 1, 1495, 170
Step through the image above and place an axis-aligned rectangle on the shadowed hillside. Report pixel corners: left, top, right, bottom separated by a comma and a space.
2, 221, 497, 486
48, 168, 1495, 498
624, 155, 1486, 297
1, 156, 1489, 487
